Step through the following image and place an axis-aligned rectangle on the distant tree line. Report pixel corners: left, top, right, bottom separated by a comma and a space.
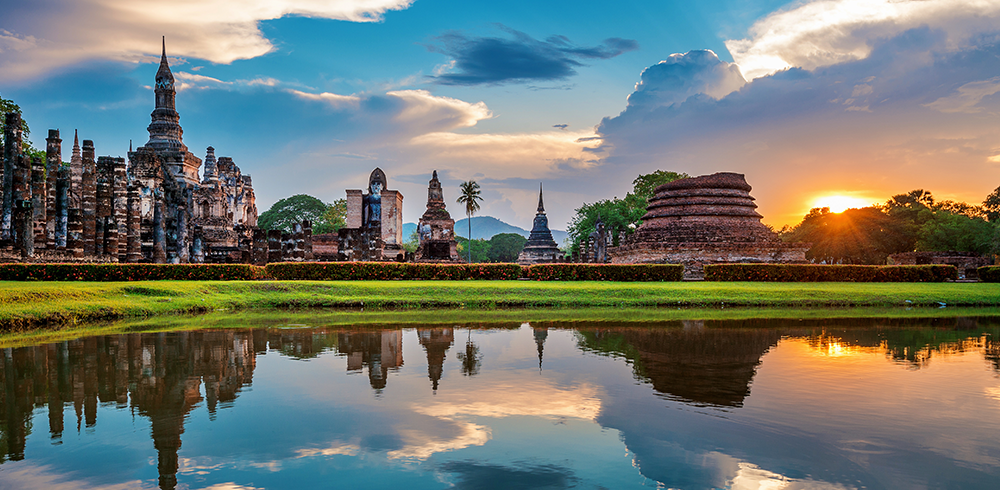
456, 233, 528, 263
782, 188, 1000, 264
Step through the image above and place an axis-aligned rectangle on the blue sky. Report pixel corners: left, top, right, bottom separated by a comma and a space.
2, 0, 1000, 228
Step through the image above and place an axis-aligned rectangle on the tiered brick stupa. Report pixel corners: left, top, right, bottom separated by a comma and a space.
517, 184, 562, 265
610, 172, 808, 278
415, 171, 462, 262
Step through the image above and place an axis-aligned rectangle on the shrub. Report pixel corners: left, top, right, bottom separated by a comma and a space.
979, 266, 1000, 283
265, 262, 524, 280
524, 264, 683, 281
703, 264, 957, 282
0, 263, 266, 281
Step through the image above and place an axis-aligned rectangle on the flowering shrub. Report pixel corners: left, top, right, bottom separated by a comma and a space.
265, 262, 524, 280
978, 266, 1000, 283
704, 264, 957, 282
0, 263, 266, 281
524, 264, 683, 281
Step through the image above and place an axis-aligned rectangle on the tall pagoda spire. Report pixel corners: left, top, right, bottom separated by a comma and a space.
146, 36, 185, 152
537, 183, 545, 212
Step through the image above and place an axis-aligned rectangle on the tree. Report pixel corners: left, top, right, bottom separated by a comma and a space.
1, 95, 41, 158
567, 170, 688, 254
456, 237, 491, 263
258, 194, 343, 233
916, 211, 996, 256
487, 233, 527, 262
456, 180, 483, 263
403, 228, 419, 254
985, 185, 1000, 223
784, 206, 911, 264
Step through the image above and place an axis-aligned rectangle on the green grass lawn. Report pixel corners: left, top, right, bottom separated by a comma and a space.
0, 280, 998, 331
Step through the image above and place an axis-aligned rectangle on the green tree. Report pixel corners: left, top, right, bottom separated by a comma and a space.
316, 198, 347, 234
456, 180, 483, 262
567, 170, 688, 254
1, 95, 41, 158
258, 194, 343, 233
456, 237, 491, 263
487, 233, 527, 262
403, 227, 419, 254
784, 206, 911, 264
985, 185, 1000, 223
916, 210, 996, 256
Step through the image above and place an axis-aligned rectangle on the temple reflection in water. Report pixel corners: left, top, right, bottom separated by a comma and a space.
2, 317, 1000, 489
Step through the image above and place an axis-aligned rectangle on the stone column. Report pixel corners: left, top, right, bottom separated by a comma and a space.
303, 220, 313, 260
80, 140, 97, 256
55, 167, 69, 249
14, 153, 33, 258
112, 157, 127, 260
2, 113, 21, 243
31, 156, 47, 250
192, 226, 204, 263
267, 229, 282, 263
152, 191, 166, 263
176, 187, 190, 263
96, 157, 113, 258
126, 185, 142, 262
292, 222, 304, 260
252, 228, 267, 265
67, 208, 83, 257
45, 130, 61, 250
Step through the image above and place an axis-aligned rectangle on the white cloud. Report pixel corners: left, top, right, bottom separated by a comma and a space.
386, 90, 492, 129
0, 0, 414, 82
727, 0, 1000, 80
626, 50, 745, 110
289, 89, 362, 109
925, 77, 1000, 113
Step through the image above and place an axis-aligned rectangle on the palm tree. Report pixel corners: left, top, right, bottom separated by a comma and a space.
456, 180, 483, 263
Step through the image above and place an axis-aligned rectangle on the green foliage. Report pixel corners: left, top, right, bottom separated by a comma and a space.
631, 170, 690, 202
567, 170, 688, 254
984, 186, 1000, 223
265, 262, 524, 280
979, 266, 1000, 283
0, 95, 40, 155
0, 264, 265, 281
259, 195, 344, 234
524, 264, 684, 281
403, 227, 419, 254
916, 211, 997, 256
487, 233, 527, 262
456, 236, 491, 263
704, 264, 957, 282
784, 207, 912, 264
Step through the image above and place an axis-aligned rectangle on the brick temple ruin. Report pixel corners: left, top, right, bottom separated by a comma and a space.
415, 171, 462, 262
0, 39, 322, 264
610, 172, 810, 278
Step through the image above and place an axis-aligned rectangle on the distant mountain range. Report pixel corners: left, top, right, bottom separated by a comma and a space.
402, 216, 568, 245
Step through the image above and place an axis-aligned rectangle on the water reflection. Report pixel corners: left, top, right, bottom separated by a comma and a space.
1, 315, 1000, 489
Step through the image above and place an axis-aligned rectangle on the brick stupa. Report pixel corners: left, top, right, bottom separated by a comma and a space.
415, 171, 462, 262
610, 172, 808, 278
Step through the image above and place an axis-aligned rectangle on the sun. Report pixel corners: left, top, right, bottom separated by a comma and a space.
811, 195, 871, 213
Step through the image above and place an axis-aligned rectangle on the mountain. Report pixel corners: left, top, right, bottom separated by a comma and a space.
403, 216, 568, 245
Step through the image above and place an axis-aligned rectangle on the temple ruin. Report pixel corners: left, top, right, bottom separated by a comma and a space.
517, 184, 562, 265
415, 170, 462, 262
609, 172, 809, 278
0, 38, 312, 264
337, 168, 405, 261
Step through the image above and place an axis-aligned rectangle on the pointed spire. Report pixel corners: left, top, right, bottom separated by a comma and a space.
161, 36, 166, 62
129, 139, 132, 152
536, 183, 545, 213
73, 129, 79, 147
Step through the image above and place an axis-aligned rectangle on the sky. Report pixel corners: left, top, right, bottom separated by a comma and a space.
2, 0, 1000, 229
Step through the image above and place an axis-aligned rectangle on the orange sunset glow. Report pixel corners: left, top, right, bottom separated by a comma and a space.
809, 195, 875, 214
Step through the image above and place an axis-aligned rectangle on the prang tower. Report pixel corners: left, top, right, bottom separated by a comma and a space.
141, 37, 202, 185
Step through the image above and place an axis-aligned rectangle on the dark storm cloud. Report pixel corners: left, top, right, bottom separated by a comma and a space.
428, 26, 638, 86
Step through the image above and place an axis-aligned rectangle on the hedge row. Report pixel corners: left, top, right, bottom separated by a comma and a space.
265, 262, 523, 280
704, 264, 958, 282
979, 266, 1000, 283
0, 263, 267, 281
523, 264, 684, 281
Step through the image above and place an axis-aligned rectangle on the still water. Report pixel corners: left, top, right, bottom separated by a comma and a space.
3, 316, 1000, 489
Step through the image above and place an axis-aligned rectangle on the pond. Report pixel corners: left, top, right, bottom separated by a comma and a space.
2, 314, 1000, 489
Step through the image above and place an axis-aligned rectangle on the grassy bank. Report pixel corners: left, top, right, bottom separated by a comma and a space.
3, 305, 1000, 349
1, 280, 999, 331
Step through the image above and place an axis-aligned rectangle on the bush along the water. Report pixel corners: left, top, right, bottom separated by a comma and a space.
703, 264, 957, 282
524, 264, 684, 281
979, 266, 1000, 283
265, 262, 524, 280
0, 263, 267, 281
